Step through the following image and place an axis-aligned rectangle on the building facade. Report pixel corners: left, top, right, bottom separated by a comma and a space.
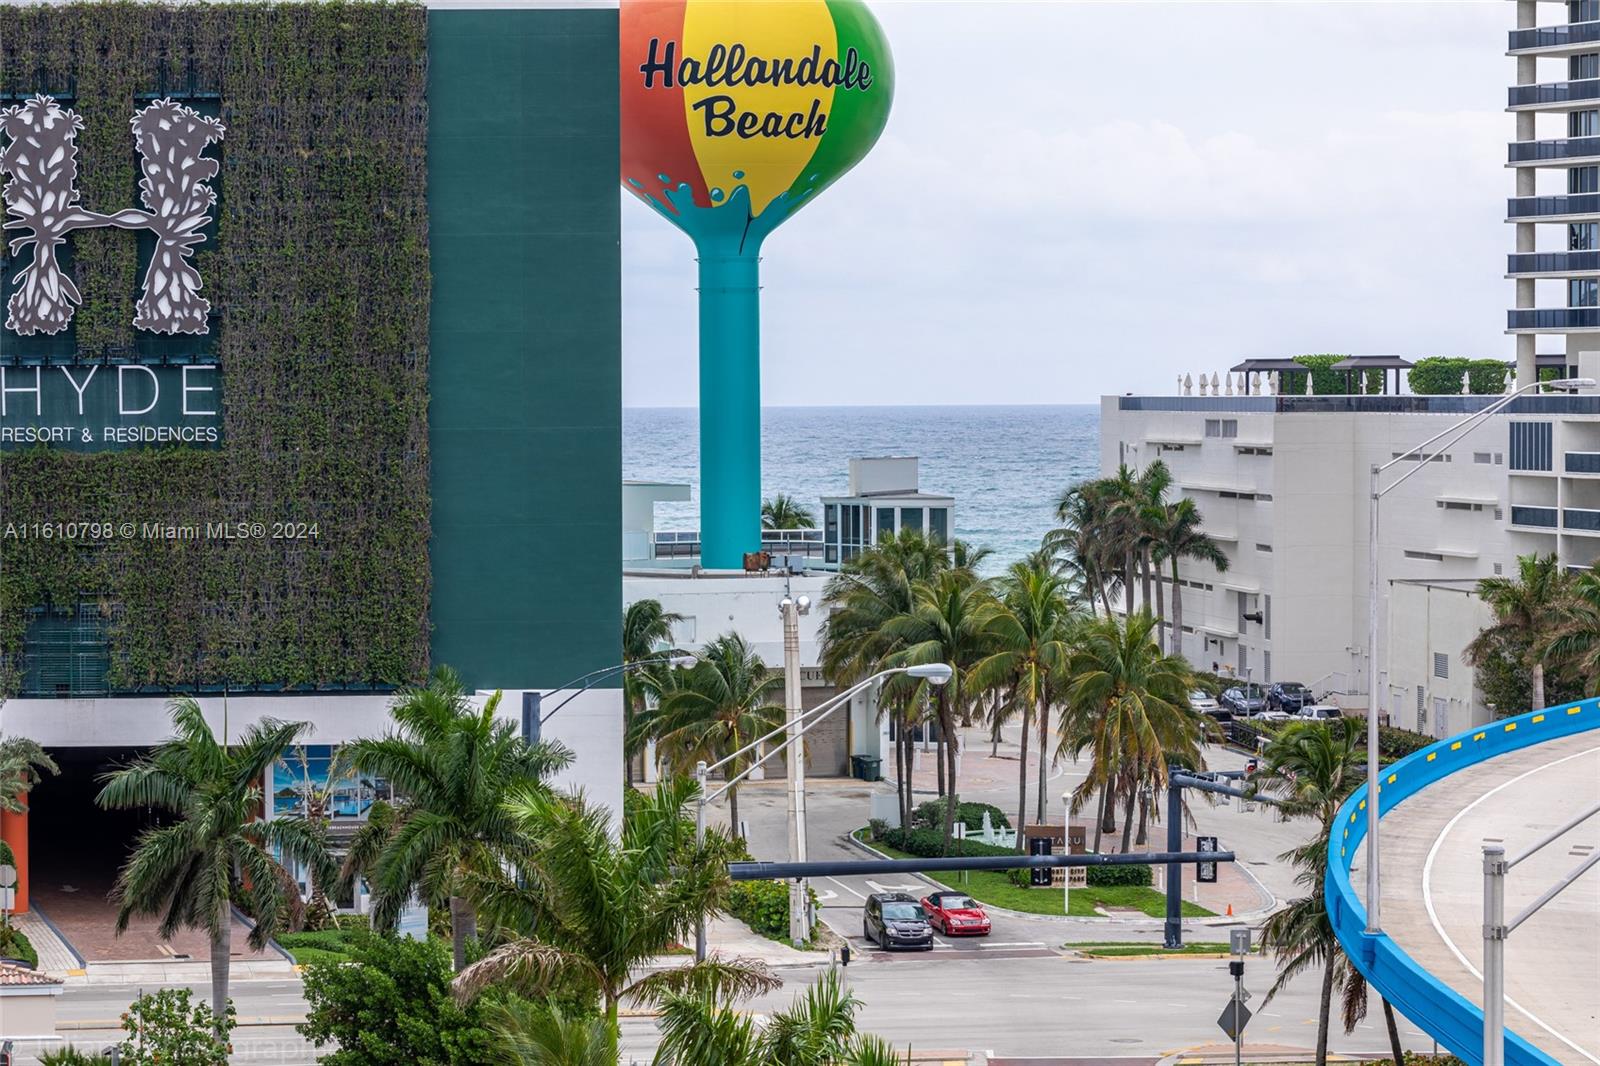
1100, 391, 1600, 725
1508, 0, 1600, 384
0, 2, 623, 914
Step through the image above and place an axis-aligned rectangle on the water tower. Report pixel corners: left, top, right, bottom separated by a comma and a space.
621, 0, 894, 568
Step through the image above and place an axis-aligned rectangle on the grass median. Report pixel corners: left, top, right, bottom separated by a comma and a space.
853, 830, 1214, 919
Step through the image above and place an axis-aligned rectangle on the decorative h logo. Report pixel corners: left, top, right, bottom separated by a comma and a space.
1, 93, 225, 337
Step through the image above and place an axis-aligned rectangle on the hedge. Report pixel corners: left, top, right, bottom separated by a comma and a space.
0, 3, 431, 695
1086, 863, 1152, 888
910, 798, 1011, 832
1408, 357, 1510, 396
879, 826, 1016, 859
0, 925, 37, 968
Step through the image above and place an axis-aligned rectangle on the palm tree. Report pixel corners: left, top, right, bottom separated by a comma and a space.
635, 633, 783, 839
1547, 568, 1600, 693
820, 531, 952, 827
0, 735, 57, 813
492, 999, 618, 1066
1130, 461, 1174, 622
1150, 496, 1229, 657
344, 667, 573, 971
1059, 613, 1201, 854
97, 698, 333, 1040
883, 570, 997, 849
1250, 718, 1399, 1066
762, 494, 816, 530
1465, 553, 1568, 710
970, 557, 1078, 839
455, 777, 777, 1031
653, 969, 909, 1066
623, 599, 684, 784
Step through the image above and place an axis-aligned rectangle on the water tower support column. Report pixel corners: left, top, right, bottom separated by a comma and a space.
697, 250, 762, 570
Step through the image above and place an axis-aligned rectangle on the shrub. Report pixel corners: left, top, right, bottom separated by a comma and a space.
0, 924, 37, 968
866, 818, 889, 842
1086, 863, 1152, 888
1279, 354, 1369, 396
298, 930, 498, 1066
117, 988, 234, 1066
880, 826, 1014, 859
1467, 359, 1509, 395
1378, 724, 1437, 759
39, 1049, 104, 1066
726, 878, 819, 944
910, 798, 1010, 832
1409, 357, 1472, 395
278, 928, 365, 966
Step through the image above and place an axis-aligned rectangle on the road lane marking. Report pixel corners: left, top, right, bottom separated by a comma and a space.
1421, 743, 1600, 1065
826, 877, 868, 900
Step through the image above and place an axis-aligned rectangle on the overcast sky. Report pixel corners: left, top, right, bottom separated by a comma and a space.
620, 2, 1510, 407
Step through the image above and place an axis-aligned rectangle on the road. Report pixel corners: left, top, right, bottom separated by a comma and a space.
1371, 732, 1600, 1065
729, 740, 1310, 952
617, 955, 1436, 1062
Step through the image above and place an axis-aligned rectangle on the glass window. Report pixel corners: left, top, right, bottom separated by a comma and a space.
875, 507, 895, 543
1571, 109, 1600, 137
1572, 222, 1599, 251
1574, 54, 1600, 79
1205, 419, 1221, 437
928, 508, 948, 543
1573, 0, 1600, 23
1570, 166, 1600, 194
1572, 278, 1599, 306
901, 508, 923, 534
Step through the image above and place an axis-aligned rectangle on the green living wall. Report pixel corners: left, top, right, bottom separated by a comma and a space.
0, 2, 431, 693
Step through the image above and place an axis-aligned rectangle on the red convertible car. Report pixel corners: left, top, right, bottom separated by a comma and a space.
919, 891, 991, 936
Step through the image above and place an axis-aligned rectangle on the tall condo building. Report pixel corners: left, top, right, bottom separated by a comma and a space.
1508, 0, 1600, 382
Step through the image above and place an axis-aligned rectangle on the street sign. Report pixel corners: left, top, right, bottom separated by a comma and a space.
1029, 836, 1053, 887
1230, 927, 1252, 956
1197, 835, 1219, 883
1217, 998, 1252, 1041
0, 865, 15, 888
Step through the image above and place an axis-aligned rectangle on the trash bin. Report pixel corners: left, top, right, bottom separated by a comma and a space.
850, 755, 882, 782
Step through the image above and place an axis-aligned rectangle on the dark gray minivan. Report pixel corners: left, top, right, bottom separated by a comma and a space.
863, 891, 934, 950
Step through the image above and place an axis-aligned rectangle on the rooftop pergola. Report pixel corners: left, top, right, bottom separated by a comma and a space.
1228, 355, 1415, 395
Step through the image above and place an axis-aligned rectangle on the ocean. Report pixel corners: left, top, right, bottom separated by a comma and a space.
623, 404, 1102, 573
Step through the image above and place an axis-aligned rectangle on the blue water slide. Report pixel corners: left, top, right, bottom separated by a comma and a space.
1325, 699, 1600, 1066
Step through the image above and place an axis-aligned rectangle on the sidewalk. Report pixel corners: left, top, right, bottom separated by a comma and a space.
11, 908, 84, 976
647, 916, 834, 972
66, 957, 296, 985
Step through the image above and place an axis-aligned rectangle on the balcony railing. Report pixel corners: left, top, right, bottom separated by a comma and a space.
1510, 505, 1560, 528
650, 528, 826, 561
1566, 507, 1600, 531
1507, 251, 1600, 275
1509, 136, 1600, 164
1508, 79, 1600, 108
1507, 193, 1600, 219
1566, 451, 1600, 473
1507, 307, 1600, 330
1509, 21, 1600, 52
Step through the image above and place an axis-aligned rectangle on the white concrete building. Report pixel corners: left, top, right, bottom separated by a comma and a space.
1100, 385, 1600, 728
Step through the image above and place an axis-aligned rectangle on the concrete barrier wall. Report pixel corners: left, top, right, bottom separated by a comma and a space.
1325, 699, 1600, 1066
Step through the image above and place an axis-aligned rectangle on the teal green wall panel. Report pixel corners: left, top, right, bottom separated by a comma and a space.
428, 7, 621, 690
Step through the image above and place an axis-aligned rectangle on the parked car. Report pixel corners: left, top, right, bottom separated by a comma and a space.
1268, 681, 1312, 713
1250, 706, 1292, 722
1220, 684, 1267, 716
919, 891, 991, 937
1189, 689, 1221, 715
1297, 704, 1343, 720
863, 892, 934, 950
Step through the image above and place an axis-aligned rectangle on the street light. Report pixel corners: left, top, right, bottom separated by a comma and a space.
1364, 375, 1593, 933
692, 661, 952, 960
525, 654, 697, 743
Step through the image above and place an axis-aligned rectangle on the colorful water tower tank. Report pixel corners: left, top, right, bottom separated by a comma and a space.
621, 0, 894, 569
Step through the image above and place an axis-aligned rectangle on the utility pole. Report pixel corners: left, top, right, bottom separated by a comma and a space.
780, 593, 812, 947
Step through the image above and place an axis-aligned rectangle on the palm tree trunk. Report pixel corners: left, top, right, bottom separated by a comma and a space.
1316, 949, 1335, 1066
1532, 660, 1546, 711
1101, 777, 1118, 834
450, 894, 476, 973
1141, 548, 1153, 616
1092, 788, 1107, 853
1124, 552, 1135, 617
1382, 998, 1404, 1066
1135, 790, 1149, 846
1035, 700, 1052, 824
1154, 565, 1167, 652
901, 712, 914, 829
892, 709, 907, 827
1097, 573, 1113, 619
940, 691, 958, 852
210, 904, 231, 1042
729, 784, 742, 840
935, 727, 946, 797
1119, 787, 1136, 853
1016, 691, 1032, 852
1171, 562, 1184, 660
